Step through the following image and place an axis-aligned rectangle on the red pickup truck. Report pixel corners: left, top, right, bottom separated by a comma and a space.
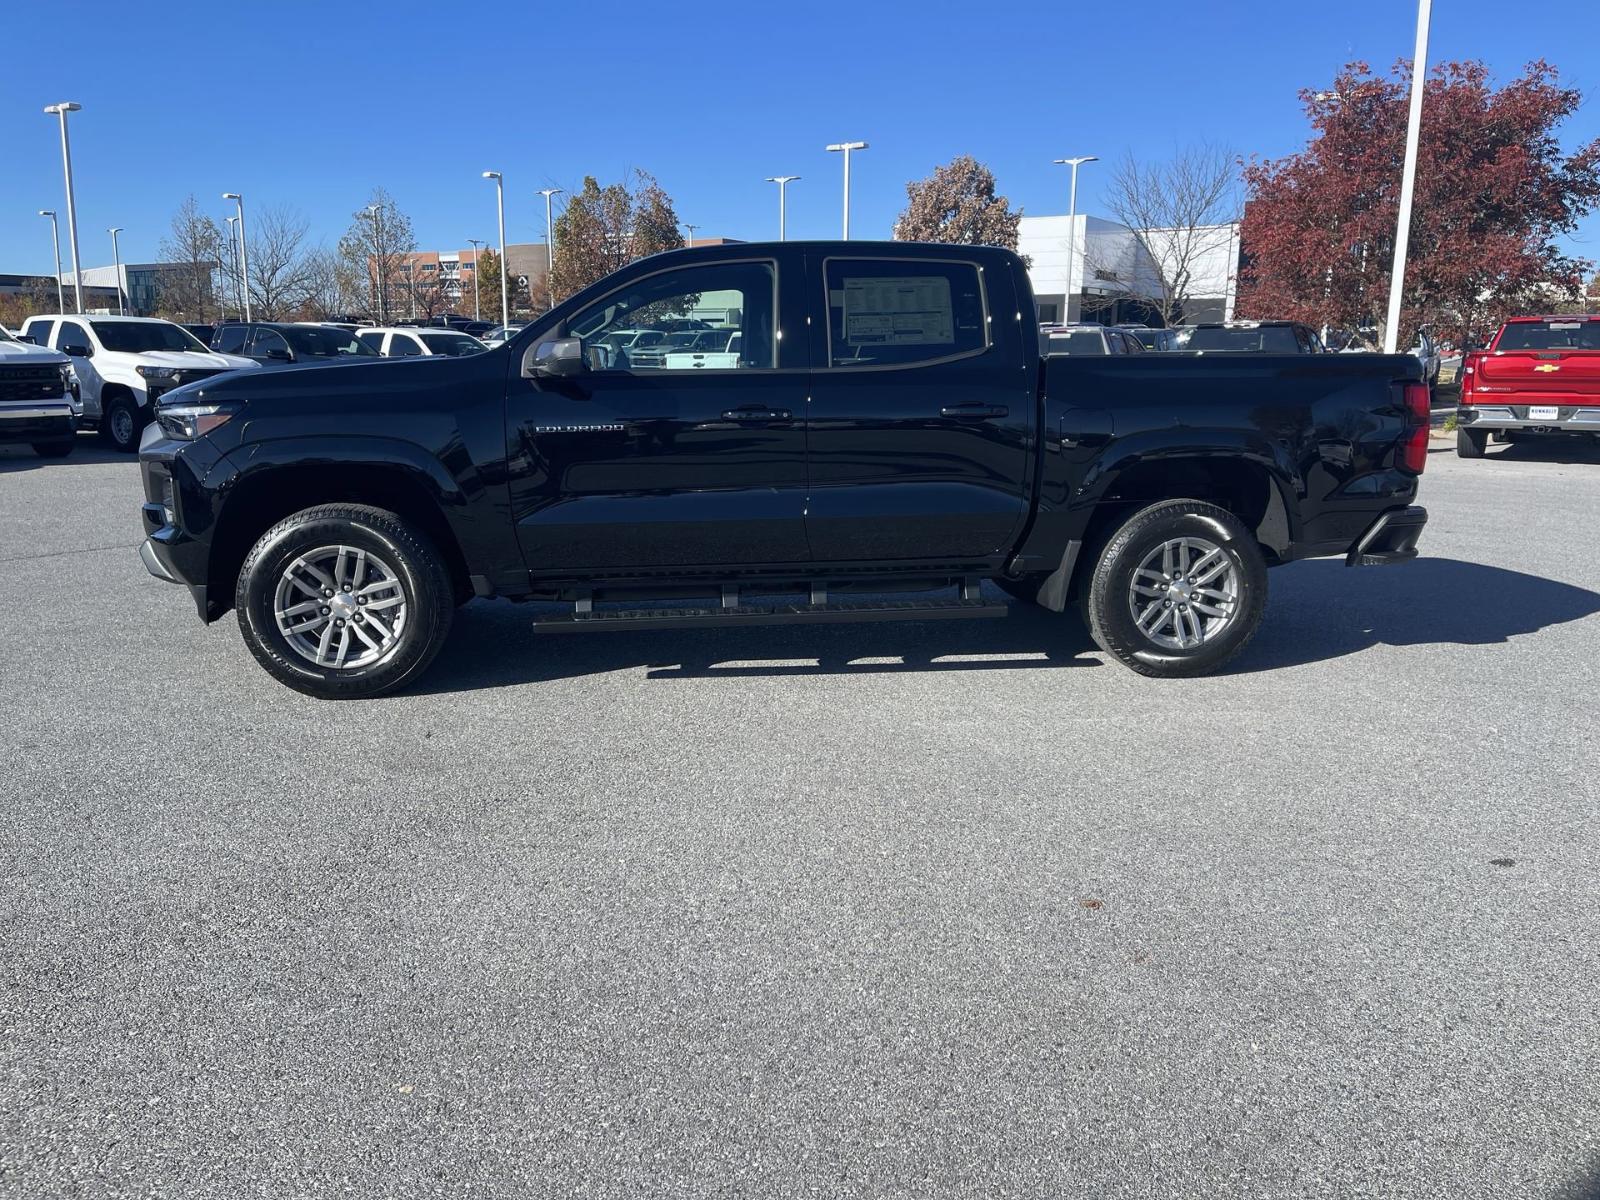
1456, 315, 1600, 457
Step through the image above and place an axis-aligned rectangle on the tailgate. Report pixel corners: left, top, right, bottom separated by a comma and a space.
1474, 350, 1600, 399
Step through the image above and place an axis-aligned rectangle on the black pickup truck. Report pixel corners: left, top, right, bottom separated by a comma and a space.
137, 241, 1430, 699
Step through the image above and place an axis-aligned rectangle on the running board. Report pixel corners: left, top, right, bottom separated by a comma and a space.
533, 597, 1007, 634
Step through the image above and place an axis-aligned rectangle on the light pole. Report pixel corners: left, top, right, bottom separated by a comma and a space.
406, 262, 417, 320
826, 142, 867, 239
39, 211, 64, 311
1384, 0, 1432, 354
483, 171, 508, 328
225, 215, 241, 318
364, 203, 386, 324
684, 223, 699, 245
108, 227, 125, 315
43, 103, 84, 313
537, 188, 562, 309
466, 238, 485, 321
765, 176, 800, 241
222, 193, 251, 321
1052, 155, 1097, 324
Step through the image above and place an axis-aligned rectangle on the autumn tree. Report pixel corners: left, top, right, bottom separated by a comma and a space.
156, 195, 224, 322
472, 248, 530, 322
547, 171, 683, 302
1237, 59, 1600, 346
1100, 146, 1240, 327
892, 156, 1022, 250
337, 188, 417, 323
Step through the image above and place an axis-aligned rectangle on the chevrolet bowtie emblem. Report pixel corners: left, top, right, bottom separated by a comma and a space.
1534, 363, 1561, 372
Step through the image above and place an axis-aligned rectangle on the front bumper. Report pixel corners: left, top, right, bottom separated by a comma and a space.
138, 434, 224, 621
1346, 505, 1428, 567
0, 402, 76, 444
1458, 404, 1600, 434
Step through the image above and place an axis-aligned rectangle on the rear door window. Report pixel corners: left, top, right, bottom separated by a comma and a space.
357, 331, 385, 352
823, 258, 988, 369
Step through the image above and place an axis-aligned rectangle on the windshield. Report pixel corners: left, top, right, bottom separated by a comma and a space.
282, 326, 377, 358
419, 332, 487, 357
1047, 331, 1106, 354
92, 320, 210, 353
1495, 321, 1600, 351
1186, 326, 1300, 352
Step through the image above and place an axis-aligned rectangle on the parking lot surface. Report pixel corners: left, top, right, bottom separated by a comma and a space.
3, 438, 1598, 1198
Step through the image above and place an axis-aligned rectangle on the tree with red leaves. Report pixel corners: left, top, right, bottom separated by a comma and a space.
1237, 59, 1600, 346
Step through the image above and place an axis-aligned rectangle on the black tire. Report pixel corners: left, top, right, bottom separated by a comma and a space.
101, 395, 142, 453
32, 440, 75, 458
1457, 428, 1488, 458
235, 504, 454, 700
1079, 499, 1267, 678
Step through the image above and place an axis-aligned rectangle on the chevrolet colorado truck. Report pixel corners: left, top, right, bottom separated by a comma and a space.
1456, 315, 1600, 457
19, 314, 257, 452
0, 323, 77, 457
137, 242, 1430, 699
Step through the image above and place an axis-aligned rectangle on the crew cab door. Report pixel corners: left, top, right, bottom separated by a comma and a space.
505, 253, 810, 573
803, 253, 1033, 564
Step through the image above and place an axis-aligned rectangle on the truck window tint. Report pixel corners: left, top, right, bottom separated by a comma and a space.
1047, 331, 1106, 355
248, 328, 291, 358
825, 258, 986, 368
56, 322, 93, 355
213, 325, 248, 353
1186, 326, 1300, 353
357, 331, 385, 352
567, 261, 775, 372
1496, 322, 1600, 351
23, 319, 56, 346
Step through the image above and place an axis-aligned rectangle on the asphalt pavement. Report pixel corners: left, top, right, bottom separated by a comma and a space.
2, 435, 1598, 1198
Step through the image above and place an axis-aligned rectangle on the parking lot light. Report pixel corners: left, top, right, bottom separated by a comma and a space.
765, 176, 800, 241
108, 227, 124, 315
222, 193, 251, 322
537, 188, 562, 308
38, 211, 64, 311
43, 103, 84, 313
1384, 0, 1432, 354
1052, 156, 1098, 323
466, 239, 485, 322
825, 143, 868, 239
483, 172, 508, 328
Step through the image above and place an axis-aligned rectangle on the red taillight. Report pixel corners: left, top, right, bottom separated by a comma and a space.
1459, 355, 1477, 404
1400, 380, 1429, 473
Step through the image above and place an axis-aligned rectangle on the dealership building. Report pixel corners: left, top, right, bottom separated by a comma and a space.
1017, 215, 1241, 327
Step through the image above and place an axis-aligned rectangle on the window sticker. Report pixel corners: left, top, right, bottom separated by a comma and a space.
842, 276, 954, 346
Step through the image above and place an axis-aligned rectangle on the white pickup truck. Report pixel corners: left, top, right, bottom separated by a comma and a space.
18, 314, 257, 452
0, 324, 77, 458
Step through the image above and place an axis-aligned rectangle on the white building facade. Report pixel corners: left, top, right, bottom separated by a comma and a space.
1017, 216, 1240, 326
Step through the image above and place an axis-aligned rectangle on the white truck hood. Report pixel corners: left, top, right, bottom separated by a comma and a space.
133, 350, 259, 371
0, 340, 68, 366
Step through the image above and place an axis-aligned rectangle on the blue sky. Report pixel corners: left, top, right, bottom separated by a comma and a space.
4, 0, 1600, 274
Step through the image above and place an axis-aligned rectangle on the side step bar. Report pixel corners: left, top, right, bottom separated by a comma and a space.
534, 595, 1007, 635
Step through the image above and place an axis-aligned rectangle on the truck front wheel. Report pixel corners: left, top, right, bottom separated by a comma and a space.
235, 504, 455, 700
1080, 500, 1267, 678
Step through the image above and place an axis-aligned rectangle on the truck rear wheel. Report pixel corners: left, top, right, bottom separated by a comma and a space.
1457, 428, 1488, 458
1080, 500, 1267, 678
235, 504, 454, 700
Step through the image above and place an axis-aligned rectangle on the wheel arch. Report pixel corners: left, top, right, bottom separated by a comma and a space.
205, 456, 473, 620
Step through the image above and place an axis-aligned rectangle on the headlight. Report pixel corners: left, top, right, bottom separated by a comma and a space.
155, 401, 240, 440
58, 364, 73, 388
136, 365, 178, 380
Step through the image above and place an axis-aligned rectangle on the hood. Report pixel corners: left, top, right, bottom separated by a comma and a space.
131, 349, 260, 370
160, 350, 488, 408
0, 340, 68, 365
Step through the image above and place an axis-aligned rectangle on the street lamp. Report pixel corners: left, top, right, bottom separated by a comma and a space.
482, 171, 508, 328
222, 193, 251, 321
537, 188, 562, 308
38, 211, 64, 311
225, 215, 241, 319
466, 238, 485, 322
1384, 0, 1432, 354
108, 227, 125, 315
1052, 155, 1098, 324
43, 102, 84, 313
684, 223, 699, 245
825, 142, 867, 239
364, 203, 386, 324
764, 176, 800, 241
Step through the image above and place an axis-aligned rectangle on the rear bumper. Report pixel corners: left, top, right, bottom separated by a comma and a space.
1458, 404, 1600, 433
1346, 505, 1427, 566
